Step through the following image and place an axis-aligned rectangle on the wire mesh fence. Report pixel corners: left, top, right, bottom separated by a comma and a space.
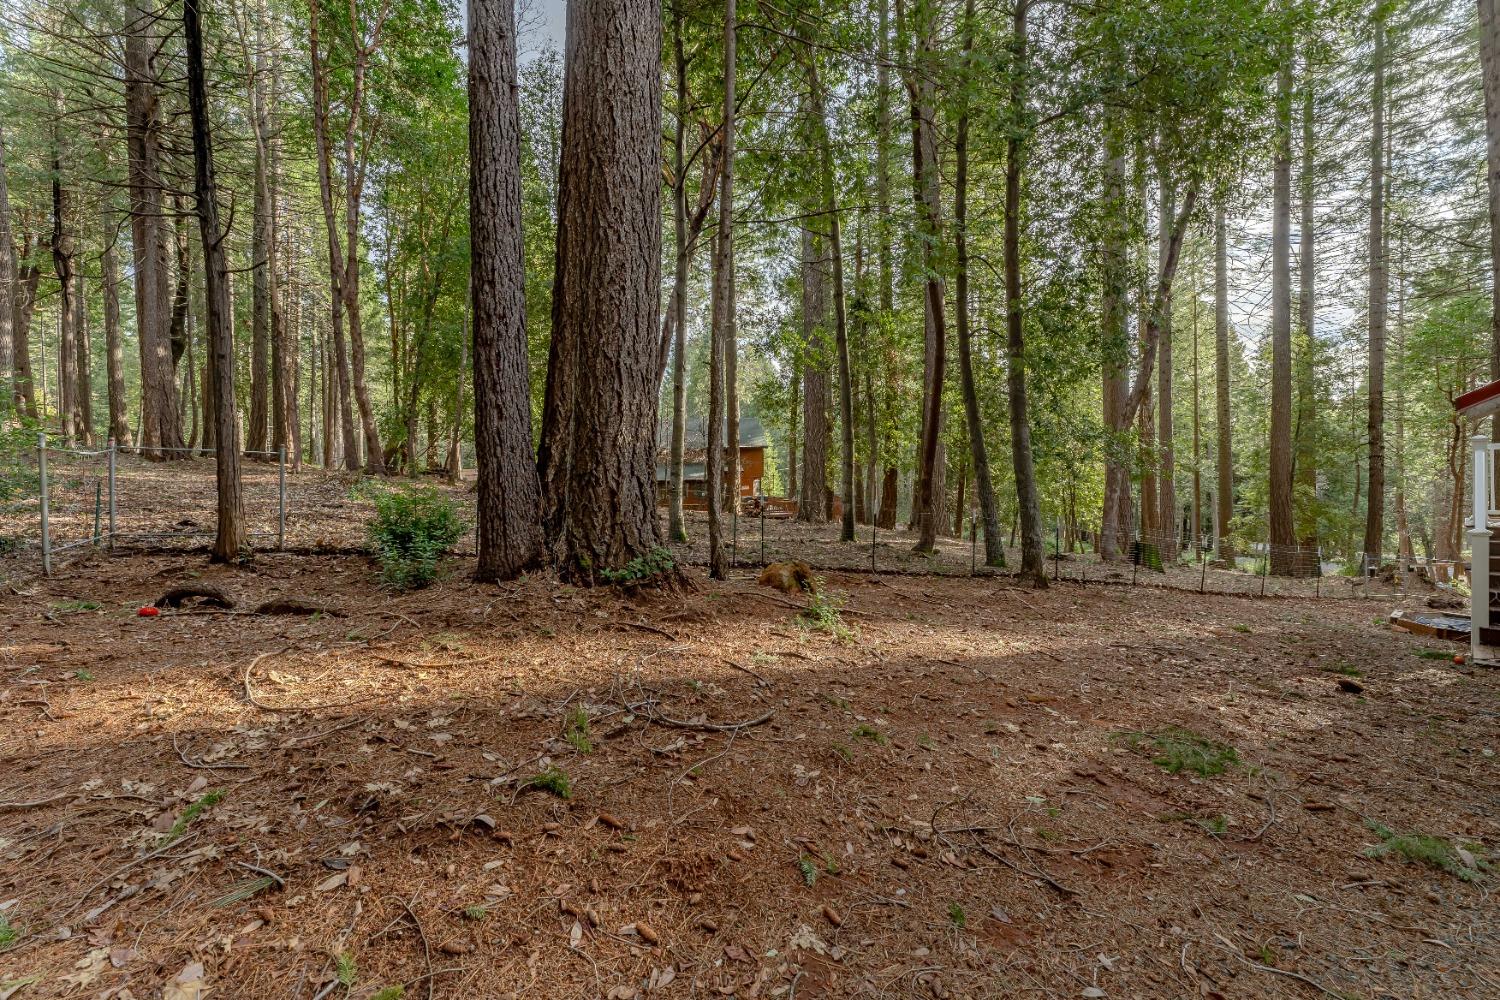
664, 505, 1460, 603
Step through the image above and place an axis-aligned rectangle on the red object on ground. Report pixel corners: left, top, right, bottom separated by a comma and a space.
137, 606, 160, 617
1454, 653, 1466, 665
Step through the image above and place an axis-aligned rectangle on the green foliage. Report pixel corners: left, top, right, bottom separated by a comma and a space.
0, 914, 18, 948
563, 707, 593, 754
50, 599, 100, 613
851, 724, 887, 746
522, 766, 572, 799
161, 790, 224, 846
335, 952, 358, 988
1117, 727, 1239, 777
365, 485, 465, 590
1364, 821, 1489, 882
796, 856, 818, 887
371, 988, 406, 1000
947, 902, 967, 929
462, 905, 488, 921
801, 585, 855, 642
598, 547, 676, 586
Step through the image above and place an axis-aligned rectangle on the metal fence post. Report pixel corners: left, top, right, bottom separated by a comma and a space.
1054, 519, 1061, 582
1261, 534, 1270, 597
277, 446, 286, 550
107, 438, 117, 549
870, 516, 877, 574
759, 505, 765, 565
970, 514, 977, 576
37, 431, 50, 576
93, 481, 102, 547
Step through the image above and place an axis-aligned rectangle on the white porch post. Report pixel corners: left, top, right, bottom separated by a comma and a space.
1470, 433, 1491, 661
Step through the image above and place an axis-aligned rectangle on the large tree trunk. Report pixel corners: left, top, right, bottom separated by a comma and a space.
1002, 0, 1045, 585
954, 0, 1005, 568
1363, 7, 1386, 567
1295, 53, 1319, 573
537, 0, 666, 582
469, 0, 544, 581
666, 10, 691, 544
906, 1, 946, 554
1214, 204, 1234, 561
1269, 50, 1295, 576
124, 0, 183, 456
185, 0, 245, 562
12, 244, 39, 419
798, 225, 829, 522
169, 197, 191, 371
804, 51, 855, 543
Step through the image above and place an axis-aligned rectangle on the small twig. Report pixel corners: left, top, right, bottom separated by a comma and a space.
173, 732, 250, 770
242, 647, 292, 712
635, 708, 775, 733
233, 860, 286, 888
398, 894, 435, 1000
723, 658, 770, 685
0, 792, 70, 812
607, 620, 678, 641
61, 831, 200, 920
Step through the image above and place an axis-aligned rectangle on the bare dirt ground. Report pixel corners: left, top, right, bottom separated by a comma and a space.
1, 543, 1495, 999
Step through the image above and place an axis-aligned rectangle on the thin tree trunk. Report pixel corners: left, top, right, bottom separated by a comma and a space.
707, 0, 737, 579
1363, 6, 1386, 566
798, 224, 829, 522
954, 0, 1004, 567
0, 125, 14, 415
1157, 170, 1176, 559
1295, 50, 1319, 571
1100, 123, 1130, 561
905, 0, 946, 554
470, 0, 544, 580
101, 204, 131, 446
667, 9, 691, 543
803, 50, 854, 543
1481, 0, 1500, 427
185, 0, 244, 561
124, 0, 183, 455
537, 0, 666, 582
1003, 0, 1045, 584
1214, 204, 1234, 561
1269, 48, 1295, 575
52, 116, 79, 445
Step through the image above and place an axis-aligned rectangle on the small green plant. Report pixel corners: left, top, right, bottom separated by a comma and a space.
851, 724, 887, 746
1321, 663, 1362, 677
796, 856, 818, 887
801, 585, 855, 642
598, 547, 676, 586
160, 790, 223, 846
947, 902, 967, 929
1257, 944, 1276, 966
1413, 649, 1454, 661
917, 733, 935, 750
50, 599, 100, 614
1116, 727, 1239, 777
371, 989, 405, 1000
522, 766, 572, 799
1231, 624, 1251, 634
0, 914, 18, 948
1364, 821, 1489, 882
335, 952, 357, 988
821, 851, 840, 875
73, 669, 94, 681
463, 905, 489, 921
820, 693, 852, 712
830, 740, 852, 762
366, 484, 465, 591
563, 707, 593, 754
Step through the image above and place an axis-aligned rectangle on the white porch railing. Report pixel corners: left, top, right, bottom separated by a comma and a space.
1471, 435, 1492, 660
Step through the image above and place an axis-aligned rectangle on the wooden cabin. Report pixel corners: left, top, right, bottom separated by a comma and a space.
656, 413, 768, 510
1454, 379, 1500, 664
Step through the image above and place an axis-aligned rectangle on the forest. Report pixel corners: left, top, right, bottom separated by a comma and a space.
0, 0, 1497, 997
0, 0, 1489, 586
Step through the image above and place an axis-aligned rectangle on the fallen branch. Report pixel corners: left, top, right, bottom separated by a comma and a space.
633, 707, 775, 733
173, 732, 250, 770
242, 647, 293, 712
0, 792, 70, 812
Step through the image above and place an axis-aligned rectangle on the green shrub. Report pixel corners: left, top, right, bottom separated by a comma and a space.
1115, 727, 1239, 777
1364, 821, 1489, 882
366, 485, 465, 590
599, 547, 676, 585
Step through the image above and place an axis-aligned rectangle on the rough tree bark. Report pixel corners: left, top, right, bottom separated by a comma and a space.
1482, 0, 1500, 423
469, 0, 544, 581
798, 224, 829, 523
0, 125, 13, 411
537, 0, 667, 582
1157, 171, 1176, 558
707, 0, 737, 579
1099, 124, 1131, 561
184, 0, 245, 562
51, 114, 80, 444
1295, 51, 1319, 572
101, 203, 132, 446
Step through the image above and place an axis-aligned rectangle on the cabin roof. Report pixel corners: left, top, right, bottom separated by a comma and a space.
1456, 379, 1500, 421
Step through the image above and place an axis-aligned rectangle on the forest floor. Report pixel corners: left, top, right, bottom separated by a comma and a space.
0, 544, 1495, 999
